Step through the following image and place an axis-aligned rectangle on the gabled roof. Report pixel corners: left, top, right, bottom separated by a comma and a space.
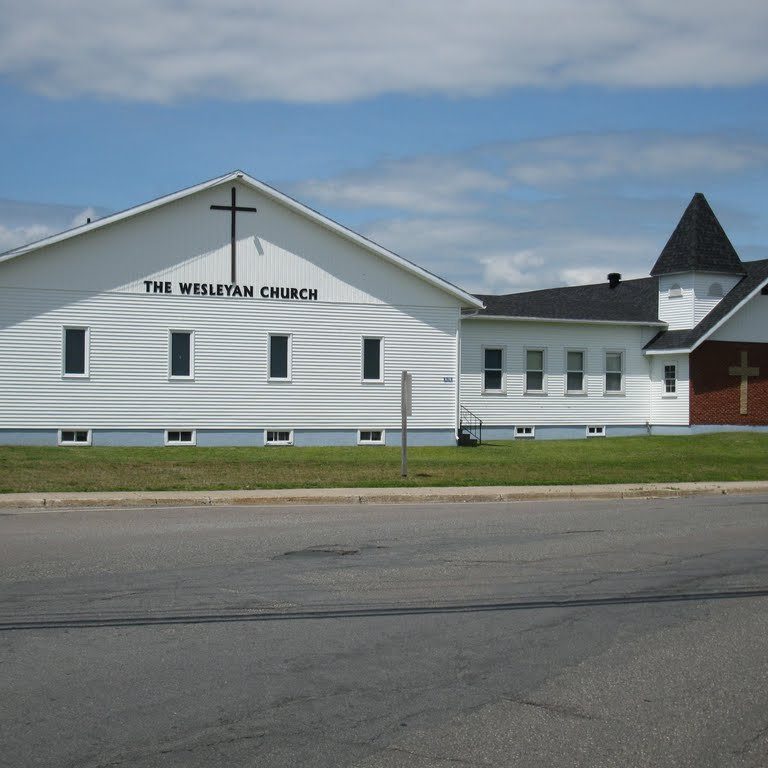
472, 276, 662, 325
644, 258, 768, 352
0, 170, 483, 309
650, 193, 745, 276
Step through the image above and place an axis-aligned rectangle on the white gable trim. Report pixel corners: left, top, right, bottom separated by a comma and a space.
463, 314, 666, 328
0, 170, 484, 309
644, 348, 690, 356
688, 274, 768, 352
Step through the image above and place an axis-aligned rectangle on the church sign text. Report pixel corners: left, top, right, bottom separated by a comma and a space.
142, 280, 318, 301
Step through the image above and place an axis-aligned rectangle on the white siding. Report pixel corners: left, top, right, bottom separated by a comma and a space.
710, 291, 768, 342
658, 274, 694, 330
0, 181, 456, 309
693, 273, 741, 325
648, 355, 689, 425
460, 320, 658, 426
0, 288, 459, 430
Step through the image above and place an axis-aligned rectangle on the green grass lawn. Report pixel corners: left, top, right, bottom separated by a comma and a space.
1, 433, 766, 493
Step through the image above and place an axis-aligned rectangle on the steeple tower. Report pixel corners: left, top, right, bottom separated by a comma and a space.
653, 194, 745, 330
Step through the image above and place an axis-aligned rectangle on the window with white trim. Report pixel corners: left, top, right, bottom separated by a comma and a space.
358, 429, 385, 445
165, 430, 195, 445
169, 330, 193, 378
669, 283, 683, 298
58, 429, 91, 446
566, 350, 585, 393
362, 337, 383, 382
586, 425, 605, 437
63, 326, 89, 377
265, 430, 293, 445
605, 351, 624, 393
708, 282, 723, 297
269, 334, 291, 380
525, 349, 545, 393
664, 363, 677, 394
515, 425, 535, 438
483, 347, 504, 392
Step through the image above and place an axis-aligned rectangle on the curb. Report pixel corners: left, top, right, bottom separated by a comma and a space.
1, 481, 766, 511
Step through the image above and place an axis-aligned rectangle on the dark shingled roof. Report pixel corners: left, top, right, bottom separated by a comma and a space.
650, 193, 745, 276
474, 276, 660, 324
644, 258, 768, 351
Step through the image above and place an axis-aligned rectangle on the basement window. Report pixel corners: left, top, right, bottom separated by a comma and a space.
265, 430, 293, 446
586, 425, 605, 437
358, 429, 385, 445
165, 430, 195, 445
58, 429, 91, 446
515, 426, 535, 438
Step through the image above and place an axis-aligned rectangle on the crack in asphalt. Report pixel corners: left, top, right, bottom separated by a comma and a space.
380, 744, 498, 766
732, 721, 768, 757
83, 730, 266, 767
502, 696, 597, 721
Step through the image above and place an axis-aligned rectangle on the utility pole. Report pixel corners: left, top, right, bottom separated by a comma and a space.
401, 371, 412, 477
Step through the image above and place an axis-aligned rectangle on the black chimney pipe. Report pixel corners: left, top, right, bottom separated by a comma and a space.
607, 272, 621, 288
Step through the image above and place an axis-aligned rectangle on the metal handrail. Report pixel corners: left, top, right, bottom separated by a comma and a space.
459, 405, 483, 445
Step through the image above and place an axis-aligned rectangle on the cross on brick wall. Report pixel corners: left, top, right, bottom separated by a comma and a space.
728, 350, 760, 415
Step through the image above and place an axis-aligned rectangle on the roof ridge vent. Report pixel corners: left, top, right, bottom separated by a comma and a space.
607, 272, 621, 288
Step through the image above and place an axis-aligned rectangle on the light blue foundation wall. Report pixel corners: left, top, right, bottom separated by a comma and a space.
0, 429, 57, 446
4, 424, 767, 447
0, 428, 457, 447
481, 425, 648, 441
651, 424, 768, 436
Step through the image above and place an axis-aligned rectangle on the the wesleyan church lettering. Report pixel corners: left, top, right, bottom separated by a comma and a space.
142, 281, 318, 301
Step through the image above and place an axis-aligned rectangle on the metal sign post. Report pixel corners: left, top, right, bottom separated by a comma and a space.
401, 371, 412, 477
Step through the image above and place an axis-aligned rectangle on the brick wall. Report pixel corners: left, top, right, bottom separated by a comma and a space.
690, 341, 768, 425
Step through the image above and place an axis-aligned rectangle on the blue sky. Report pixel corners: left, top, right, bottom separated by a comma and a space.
2, 1, 768, 292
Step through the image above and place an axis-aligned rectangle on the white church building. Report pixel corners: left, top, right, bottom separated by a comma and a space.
1, 171, 766, 447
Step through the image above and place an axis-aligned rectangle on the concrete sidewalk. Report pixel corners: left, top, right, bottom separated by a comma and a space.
1, 480, 767, 510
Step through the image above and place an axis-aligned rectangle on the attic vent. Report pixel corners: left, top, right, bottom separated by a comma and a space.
607, 273, 621, 289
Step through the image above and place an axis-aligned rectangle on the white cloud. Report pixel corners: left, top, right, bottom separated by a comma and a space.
292, 131, 768, 292
503, 135, 768, 187
295, 133, 768, 218
1, 1, 767, 102
0, 223, 58, 253
298, 159, 504, 214
0, 204, 104, 253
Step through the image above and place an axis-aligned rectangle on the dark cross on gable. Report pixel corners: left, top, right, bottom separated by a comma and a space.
210, 186, 258, 284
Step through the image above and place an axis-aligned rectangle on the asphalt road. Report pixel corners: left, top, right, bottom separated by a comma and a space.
2, 494, 768, 767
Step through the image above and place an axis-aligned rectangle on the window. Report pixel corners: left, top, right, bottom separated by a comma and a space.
605, 351, 624, 394
566, 350, 585, 393
362, 337, 383, 382
169, 331, 193, 378
58, 429, 91, 446
525, 349, 545, 393
269, 334, 291, 380
266, 430, 293, 445
515, 425, 535, 438
63, 327, 89, 377
358, 430, 385, 445
483, 347, 504, 392
669, 283, 683, 298
708, 282, 724, 297
586, 425, 605, 437
165, 430, 195, 445
664, 364, 677, 394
